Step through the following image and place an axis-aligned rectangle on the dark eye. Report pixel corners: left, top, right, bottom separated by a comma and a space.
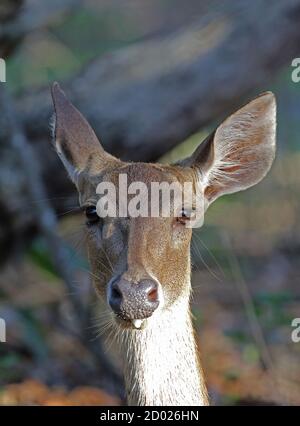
176, 209, 192, 225
85, 206, 99, 226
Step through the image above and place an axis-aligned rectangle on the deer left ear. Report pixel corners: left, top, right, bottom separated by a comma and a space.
183, 92, 276, 204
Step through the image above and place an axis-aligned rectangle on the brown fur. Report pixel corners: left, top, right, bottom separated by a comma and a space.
50, 83, 276, 405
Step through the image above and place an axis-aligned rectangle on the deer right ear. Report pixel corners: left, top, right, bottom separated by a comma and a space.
51, 82, 118, 184
182, 92, 276, 204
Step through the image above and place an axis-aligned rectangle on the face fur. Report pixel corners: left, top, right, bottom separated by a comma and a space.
50, 83, 276, 330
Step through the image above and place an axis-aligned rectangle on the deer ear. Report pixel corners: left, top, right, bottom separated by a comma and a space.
183, 92, 276, 203
51, 82, 118, 184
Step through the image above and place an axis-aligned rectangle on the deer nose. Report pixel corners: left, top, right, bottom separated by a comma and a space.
108, 278, 159, 320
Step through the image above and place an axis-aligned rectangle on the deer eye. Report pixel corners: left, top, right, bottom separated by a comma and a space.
85, 206, 99, 226
176, 208, 193, 225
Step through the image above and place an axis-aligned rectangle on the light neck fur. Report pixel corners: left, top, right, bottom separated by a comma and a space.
120, 296, 208, 406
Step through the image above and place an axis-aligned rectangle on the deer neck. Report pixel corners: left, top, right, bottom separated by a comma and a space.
120, 295, 208, 406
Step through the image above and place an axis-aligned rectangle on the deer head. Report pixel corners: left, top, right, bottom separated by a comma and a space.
51, 83, 276, 331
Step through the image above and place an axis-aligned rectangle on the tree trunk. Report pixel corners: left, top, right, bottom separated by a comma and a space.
2, 0, 300, 254
19, 0, 300, 164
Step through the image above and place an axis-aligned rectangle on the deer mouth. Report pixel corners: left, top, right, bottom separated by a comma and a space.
132, 319, 144, 329
114, 314, 146, 330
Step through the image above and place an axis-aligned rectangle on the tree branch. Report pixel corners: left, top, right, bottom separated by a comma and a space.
0, 0, 81, 57
19, 0, 300, 164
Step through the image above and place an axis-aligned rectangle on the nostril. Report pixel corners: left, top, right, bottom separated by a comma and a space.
112, 286, 122, 301
147, 287, 158, 303
109, 281, 123, 313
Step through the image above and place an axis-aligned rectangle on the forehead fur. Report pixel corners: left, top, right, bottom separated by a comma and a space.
79, 161, 200, 206
101, 162, 197, 187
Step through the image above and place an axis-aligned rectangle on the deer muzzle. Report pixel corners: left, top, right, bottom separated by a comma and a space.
108, 277, 160, 321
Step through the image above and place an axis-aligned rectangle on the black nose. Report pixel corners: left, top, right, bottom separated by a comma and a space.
108, 278, 159, 320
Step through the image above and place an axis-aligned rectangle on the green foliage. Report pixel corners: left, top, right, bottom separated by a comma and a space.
27, 238, 59, 279
242, 344, 260, 365
253, 291, 294, 329
0, 353, 23, 382
27, 236, 88, 280
7, 5, 141, 94
52, 7, 139, 63
225, 330, 250, 345
18, 309, 48, 360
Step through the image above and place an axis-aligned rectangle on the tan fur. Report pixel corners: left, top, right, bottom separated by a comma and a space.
50, 84, 276, 406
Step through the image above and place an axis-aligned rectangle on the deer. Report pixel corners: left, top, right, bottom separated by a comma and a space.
50, 82, 276, 406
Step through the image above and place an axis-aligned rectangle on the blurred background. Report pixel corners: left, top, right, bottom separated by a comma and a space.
0, 0, 300, 406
